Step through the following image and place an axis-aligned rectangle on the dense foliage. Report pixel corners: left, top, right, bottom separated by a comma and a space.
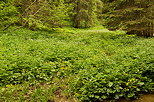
0, 0, 99, 30
0, 27, 154, 101
102, 0, 154, 37
72, 0, 97, 28
0, 0, 19, 29
1, 0, 153, 36
0, 0, 74, 30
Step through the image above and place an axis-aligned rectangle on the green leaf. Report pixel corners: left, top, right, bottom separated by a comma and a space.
108, 82, 113, 87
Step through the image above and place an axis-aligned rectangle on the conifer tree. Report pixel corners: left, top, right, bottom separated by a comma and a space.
102, 0, 154, 37
73, 0, 97, 28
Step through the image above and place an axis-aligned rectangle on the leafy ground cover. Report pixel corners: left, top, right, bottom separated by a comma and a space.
0, 26, 154, 101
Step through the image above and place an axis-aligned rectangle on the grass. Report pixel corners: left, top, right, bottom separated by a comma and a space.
0, 26, 154, 101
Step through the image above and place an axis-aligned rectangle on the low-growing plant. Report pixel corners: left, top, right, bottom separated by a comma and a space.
0, 27, 154, 101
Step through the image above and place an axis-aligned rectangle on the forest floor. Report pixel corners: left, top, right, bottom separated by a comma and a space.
0, 26, 154, 102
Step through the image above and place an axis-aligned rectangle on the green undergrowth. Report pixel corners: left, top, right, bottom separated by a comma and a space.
0, 27, 154, 101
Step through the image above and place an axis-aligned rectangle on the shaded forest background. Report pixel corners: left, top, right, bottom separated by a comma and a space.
0, 0, 154, 37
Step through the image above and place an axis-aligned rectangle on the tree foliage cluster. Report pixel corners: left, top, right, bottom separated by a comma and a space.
0, 0, 98, 30
102, 0, 154, 37
0, 0, 154, 36
0, 0, 19, 29
0, 0, 74, 30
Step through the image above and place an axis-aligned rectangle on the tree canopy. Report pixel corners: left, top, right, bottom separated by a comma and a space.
102, 0, 154, 37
